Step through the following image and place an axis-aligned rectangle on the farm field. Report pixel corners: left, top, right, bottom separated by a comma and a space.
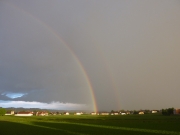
0, 114, 180, 135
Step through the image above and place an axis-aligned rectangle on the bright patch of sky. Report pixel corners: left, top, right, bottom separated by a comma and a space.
1, 92, 27, 99
0, 100, 87, 110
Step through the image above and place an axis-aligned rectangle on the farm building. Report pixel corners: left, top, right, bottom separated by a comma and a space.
152, 110, 158, 113
91, 112, 97, 115
100, 112, 109, 115
36, 111, 48, 116
111, 112, 119, 115
74, 112, 81, 115
174, 109, 180, 114
64, 112, 69, 115
49, 112, 57, 115
139, 111, 144, 114
15, 111, 33, 116
121, 113, 126, 115
5, 110, 14, 115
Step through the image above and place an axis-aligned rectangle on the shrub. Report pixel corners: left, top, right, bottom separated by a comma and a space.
0, 108, 6, 116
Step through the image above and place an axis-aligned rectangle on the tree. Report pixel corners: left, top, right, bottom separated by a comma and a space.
0, 108, 6, 116
162, 108, 174, 116
111, 110, 115, 113
133, 110, 138, 114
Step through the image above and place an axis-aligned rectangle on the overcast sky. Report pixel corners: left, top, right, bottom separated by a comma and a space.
0, 0, 180, 111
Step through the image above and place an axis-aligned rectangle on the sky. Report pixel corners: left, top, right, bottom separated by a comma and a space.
0, 0, 180, 111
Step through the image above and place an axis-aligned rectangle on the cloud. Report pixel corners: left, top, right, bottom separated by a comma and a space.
0, 100, 87, 110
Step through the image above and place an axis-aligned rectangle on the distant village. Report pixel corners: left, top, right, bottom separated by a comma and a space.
3, 108, 180, 116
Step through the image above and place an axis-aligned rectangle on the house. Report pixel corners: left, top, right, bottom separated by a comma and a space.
121, 112, 126, 115
49, 112, 56, 115
52, 112, 57, 115
111, 112, 119, 115
15, 111, 33, 116
74, 112, 81, 115
64, 112, 69, 115
5, 110, 14, 115
56, 112, 61, 115
152, 110, 158, 113
36, 111, 48, 116
174, 109, 180, 114
100, 112, 109, 115
91, 112, 97, 115
139, 111, 144, 115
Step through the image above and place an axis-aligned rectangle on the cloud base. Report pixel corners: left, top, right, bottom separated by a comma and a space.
0, 100, 88, 110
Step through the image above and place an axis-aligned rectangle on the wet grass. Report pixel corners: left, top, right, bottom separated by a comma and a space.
0, 114, 180, 135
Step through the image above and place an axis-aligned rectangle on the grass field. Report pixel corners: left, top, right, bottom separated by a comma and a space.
0, 114, 180, 135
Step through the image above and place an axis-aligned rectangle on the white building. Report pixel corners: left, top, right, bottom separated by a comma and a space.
15, 112, 33, 116
91, 112, 97, 115
75, 112, 81, 115
139, 112, 144, 115
5, 111, 14, 115
64, 112, 69, 115
100, 113, 109, 115
36, 111, 48, 116
111, 113, 119, 115
152, 110, 157, 113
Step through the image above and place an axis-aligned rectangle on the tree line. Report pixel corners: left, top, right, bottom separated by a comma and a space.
161, 108, 174, 116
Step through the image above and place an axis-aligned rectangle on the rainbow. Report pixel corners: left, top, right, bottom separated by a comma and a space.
94, 45, 121, 109
6, 2, 98, 112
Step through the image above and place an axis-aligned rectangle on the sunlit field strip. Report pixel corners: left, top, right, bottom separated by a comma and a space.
1, 115, 180, 135
20, 119, 180, 135
57, 121, 180, 135
17, 121, 89, 135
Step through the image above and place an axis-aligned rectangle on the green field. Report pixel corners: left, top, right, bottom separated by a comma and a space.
0, 114, 180, 135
